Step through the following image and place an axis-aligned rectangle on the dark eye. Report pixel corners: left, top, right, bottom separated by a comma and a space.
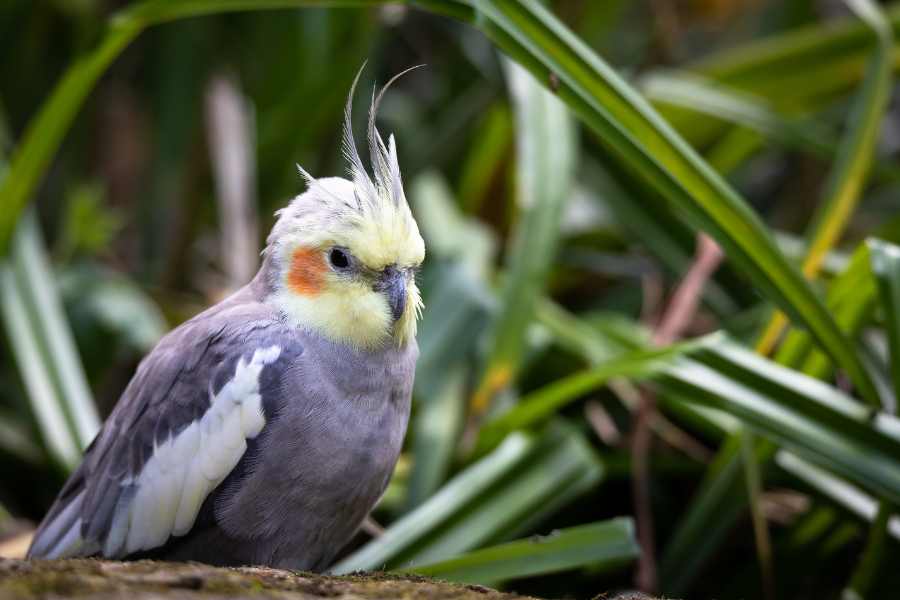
329, 248, 350, 270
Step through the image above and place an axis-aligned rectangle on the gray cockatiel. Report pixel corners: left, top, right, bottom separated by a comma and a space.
27, 70, 425, 570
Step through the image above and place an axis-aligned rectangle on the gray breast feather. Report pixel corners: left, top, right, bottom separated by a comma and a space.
27, 294, 300, 560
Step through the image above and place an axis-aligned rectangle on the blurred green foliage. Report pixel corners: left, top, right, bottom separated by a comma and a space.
3, 1, 900, 598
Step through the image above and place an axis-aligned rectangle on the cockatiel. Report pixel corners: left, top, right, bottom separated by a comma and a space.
27, 68, 424, 570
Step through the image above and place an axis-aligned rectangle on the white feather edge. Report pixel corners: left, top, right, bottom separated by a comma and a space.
51, 345, 281, 559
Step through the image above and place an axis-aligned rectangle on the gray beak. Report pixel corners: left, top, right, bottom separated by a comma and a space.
376, 266, 407, 322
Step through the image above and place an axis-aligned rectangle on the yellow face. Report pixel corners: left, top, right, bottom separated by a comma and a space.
270, 200, 425, 350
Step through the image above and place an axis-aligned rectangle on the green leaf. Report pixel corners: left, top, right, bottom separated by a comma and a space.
846, 503, 891, 600
57, 183, 123, 260
1, 213, 100, 467
0, 0, 393, 255
532, 302, 899, 593
472, 58, 576, 414
406, 366, 466, 512
653, 4, 900, 150
12, 213, 100, 449
757, 0, 894, 364
741, 429, 774, 600
457, 104, 514, 214
775, 450, 894, 600
660, 241, 880, 594
0, 20, 141, 254
411, 171, 496, 283
534, 300, 636, 365
0, 263, 81, 470
775, 243, 877, 378
869, 239, 900, 398
694, 4, 900, 105
776, 451, 899, 539
643, 71, 833, 154
657, 5, 896, 587
643, 72, 900, 185
57, 264, 167, 353
456, 0, 877, 404
406, 519, 639, 586
332, 433, 531, 574
658, 432, 761, 593
406, 259, 492, 510
658, 341, 900, 504
475, 335, 719, 455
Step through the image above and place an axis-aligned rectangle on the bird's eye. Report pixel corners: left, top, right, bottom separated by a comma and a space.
329, 248, 350, 270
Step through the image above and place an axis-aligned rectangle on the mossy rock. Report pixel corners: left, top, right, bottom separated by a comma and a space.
0, 558, 541, 599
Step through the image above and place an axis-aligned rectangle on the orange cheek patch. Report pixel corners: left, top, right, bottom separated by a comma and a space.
287, 247, 326, 296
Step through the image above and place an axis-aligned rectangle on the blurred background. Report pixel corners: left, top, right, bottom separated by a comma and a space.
3, 1, 900, 599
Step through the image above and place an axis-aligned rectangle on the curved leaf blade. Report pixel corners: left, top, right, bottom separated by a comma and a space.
462, 0, 877, 403
406, 519, 638, 586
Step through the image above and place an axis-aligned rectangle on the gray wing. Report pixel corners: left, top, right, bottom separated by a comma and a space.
28, 296, 301, 559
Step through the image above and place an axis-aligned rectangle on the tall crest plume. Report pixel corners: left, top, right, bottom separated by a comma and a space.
297, 63, 422, 212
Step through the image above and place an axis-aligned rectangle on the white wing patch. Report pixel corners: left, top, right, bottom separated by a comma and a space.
99, 345, 283, 557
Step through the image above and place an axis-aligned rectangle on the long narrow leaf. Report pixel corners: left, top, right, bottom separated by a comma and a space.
644, 72, 900, 186
332, 433, 531, 574
776, 243, 878, 380
533, 301, 899, 593
406, 519, 638, 586
0, 21, 140, 254
405, 425, 601, 566
695, 4, 900, 103
12, 213, 99, 448
472, 58, 576, 414
659, 7, 895, 587
454, 0, 877, 403
656, 3, 900, 151
643, 72, 834, 155
475, 335, 719, 455
659, 343, 900, 504
407, 174, 494, 508
535, 310, 900, 505
776, 451, 900, 541
870, 239, 900, 398
0, 266, 80, 469
660, 241, 879, 594
0, 0, 390, 254
658, 431, 760, 593
846, 236, 900, 598
406, 368, 466, 511
756, 0, 894, 363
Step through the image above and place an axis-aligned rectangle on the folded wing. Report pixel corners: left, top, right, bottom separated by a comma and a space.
28, 307, 293, 560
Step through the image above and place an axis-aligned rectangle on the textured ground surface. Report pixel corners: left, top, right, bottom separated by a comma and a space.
0, 559, 538, 599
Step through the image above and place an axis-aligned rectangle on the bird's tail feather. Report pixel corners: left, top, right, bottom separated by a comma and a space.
27, 487, 97, 559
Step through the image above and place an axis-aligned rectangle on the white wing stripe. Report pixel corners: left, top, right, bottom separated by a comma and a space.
108, 345, 281, 557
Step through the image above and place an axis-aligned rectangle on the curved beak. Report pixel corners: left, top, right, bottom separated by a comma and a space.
376, 266, 407, 322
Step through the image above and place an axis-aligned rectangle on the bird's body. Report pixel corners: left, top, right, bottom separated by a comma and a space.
28, 69, 425, 569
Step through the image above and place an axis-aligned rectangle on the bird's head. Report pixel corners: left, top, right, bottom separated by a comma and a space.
263, 69, 425, 350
